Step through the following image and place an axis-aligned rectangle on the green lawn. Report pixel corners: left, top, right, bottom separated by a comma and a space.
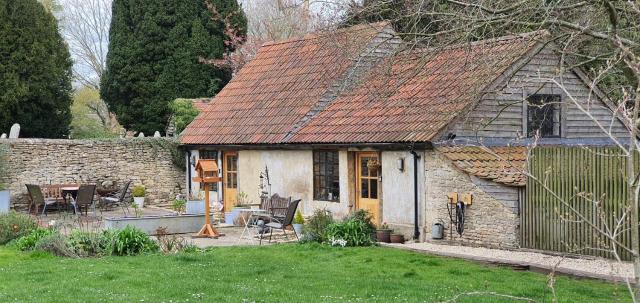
0, 244, 630, 302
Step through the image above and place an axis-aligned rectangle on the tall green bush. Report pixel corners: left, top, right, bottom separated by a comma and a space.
101, 0, 247, 134
301, 208, 334, 243
0, 0, 73, 138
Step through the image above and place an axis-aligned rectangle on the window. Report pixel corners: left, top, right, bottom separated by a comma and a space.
199, 150, 219, 191
313, 151, 340, 202
527, 94, 561, 138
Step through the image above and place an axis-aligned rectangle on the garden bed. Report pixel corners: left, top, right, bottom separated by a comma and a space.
105, 214, 209, 235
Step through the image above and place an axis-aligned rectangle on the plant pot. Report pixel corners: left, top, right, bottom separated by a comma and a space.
133, 197, 145, 208
186, 200, 205, 214
224, 212, 235, 225
0, 190, 9, 214
292, 223, 303, 237
390, 234, 405, 244
376, 229, 392, 243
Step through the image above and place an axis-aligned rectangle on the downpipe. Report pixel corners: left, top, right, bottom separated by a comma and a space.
410, 150, 421, 240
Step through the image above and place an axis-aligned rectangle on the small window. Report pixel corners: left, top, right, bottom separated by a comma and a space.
199, 150, 219, 191
313, 151, 340, 202
527, 94, 561, 138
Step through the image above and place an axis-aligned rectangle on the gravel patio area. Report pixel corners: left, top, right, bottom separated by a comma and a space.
384, 242, 634, 283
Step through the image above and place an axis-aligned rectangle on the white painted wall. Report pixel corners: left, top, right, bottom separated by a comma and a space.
381, 150, 425, 238
236, 150, 351, 218
186, 149, 221, 203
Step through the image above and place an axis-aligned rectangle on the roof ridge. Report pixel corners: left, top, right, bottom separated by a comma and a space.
407, 30, 549, 54
261, 21, 390, 47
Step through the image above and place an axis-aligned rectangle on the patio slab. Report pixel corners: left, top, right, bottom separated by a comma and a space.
383, 242, 634, 283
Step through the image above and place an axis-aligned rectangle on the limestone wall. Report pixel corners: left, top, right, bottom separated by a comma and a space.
424, 150, 520, 248
0, 138, 186, 209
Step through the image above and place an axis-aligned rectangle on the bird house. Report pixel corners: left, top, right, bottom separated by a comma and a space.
192, 159, 221, 183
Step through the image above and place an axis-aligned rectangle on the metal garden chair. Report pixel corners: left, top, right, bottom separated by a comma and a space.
26, 184, 58, 216
72, 184, 96, 216
261, 199, 301, 244
99, 181, 131, 216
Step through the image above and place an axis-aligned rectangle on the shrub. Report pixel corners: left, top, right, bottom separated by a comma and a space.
293, 210, 304, 224
302, 208, 334, 243
326, 219, 375, 247
0, 212, 38, 245
16, 228, 55, 251
132, 185, 146, 197
345, 209, 375, 233
172, 199, 186, 215
112, 226, 158, 256
68, 230, 116, 257
156, 227, 190, 254
34, 233, 77, 258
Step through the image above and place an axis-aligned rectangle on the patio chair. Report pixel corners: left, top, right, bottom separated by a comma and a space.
26, 184, 58, 216
72, 184, 96, 216
268, 193, 291, 221
261, 199, 301, 244
100, 181, 131, 216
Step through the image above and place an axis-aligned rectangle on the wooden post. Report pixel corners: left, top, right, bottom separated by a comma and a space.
194, 182, 222, 238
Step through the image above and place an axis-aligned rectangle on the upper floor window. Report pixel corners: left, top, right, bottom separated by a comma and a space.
527, 94, 561, 138
313, 151, 340, 202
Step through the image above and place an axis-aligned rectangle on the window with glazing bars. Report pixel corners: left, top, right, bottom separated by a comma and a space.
313, 151, 340, 202
527, 94, 561, 138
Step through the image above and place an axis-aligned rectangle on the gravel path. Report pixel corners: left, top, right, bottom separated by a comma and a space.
384, 242, 634, 282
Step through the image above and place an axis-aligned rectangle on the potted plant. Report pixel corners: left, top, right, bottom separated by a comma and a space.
292, 210, 304, 236
376, 222, 392, 243
132, 185, 146, 208
390, 233, 405, 244
186, 191, 205, 214
172, 198, 186, 215
367, 159, 381, 170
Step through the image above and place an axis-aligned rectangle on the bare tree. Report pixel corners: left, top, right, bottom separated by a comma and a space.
59, 0, 112, 90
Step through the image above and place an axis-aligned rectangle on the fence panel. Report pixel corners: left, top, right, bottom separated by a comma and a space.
523, 146, 635, 260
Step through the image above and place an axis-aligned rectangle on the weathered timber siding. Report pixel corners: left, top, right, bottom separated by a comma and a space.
449, 46, 627, 141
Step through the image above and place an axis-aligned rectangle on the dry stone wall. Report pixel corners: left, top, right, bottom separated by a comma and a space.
0, 138, 185, 209
424, 150, 520, 248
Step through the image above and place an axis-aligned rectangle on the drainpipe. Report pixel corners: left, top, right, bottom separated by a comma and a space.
187, 150, 192, 196
410, 150, 421, 240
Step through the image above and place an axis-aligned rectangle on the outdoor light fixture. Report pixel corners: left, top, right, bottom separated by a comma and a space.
397, 157, 405, 172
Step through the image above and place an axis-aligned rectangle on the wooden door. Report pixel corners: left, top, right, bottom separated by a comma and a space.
355, 152, 381, 225
223, 151, 238, 212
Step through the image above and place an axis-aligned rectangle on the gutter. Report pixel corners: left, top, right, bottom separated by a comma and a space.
409, 149, 421, 240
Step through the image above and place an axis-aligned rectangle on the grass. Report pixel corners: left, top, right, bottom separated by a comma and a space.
0, 244, 630, 302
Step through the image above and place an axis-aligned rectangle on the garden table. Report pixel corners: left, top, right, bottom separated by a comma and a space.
61, 186, 79, 211
237, 208, 269, 244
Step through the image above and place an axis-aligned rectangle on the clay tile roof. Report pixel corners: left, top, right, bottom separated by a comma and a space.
290, 32, 544, 143
438, 146, 527, 186
180, 22, 390, 145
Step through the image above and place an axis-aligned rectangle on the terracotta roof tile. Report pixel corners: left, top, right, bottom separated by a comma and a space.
438, 146, 527, 186
181, 22, 388, 145
290, 33, 542, 143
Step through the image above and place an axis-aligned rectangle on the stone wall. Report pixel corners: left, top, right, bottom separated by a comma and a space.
0, 138, 186, 209
423, 150, 520, 248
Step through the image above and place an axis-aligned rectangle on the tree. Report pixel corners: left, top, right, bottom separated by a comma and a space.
101, 0, 247, 135
0, 0, 73, 138
169, 99, 201, 135
59, 0, 112, 90
70, 87, 121, 139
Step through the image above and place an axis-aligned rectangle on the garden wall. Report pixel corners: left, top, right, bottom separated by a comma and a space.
0, 138, 186, 210
423, 150, 520, 248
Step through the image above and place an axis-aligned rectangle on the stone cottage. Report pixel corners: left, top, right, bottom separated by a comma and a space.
179, 22, 627, 249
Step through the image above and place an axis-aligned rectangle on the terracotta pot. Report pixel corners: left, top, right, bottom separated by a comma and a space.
390, 234, 405, 244
376, 229, 392, 243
